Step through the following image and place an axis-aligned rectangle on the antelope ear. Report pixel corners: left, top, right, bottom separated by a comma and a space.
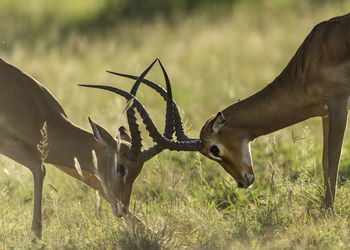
211, 112, 225, 134
89, 117, 115, 146
117, 126, 132, 142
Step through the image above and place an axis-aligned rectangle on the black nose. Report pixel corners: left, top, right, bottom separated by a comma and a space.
237, 182, 245, 188
117, 164, 126, 176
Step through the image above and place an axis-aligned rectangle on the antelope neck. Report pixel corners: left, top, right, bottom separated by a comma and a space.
45, 118, 102, 173
222, 76, 324, 140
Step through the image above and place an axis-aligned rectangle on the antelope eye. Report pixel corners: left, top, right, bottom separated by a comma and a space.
117, 164, 126, 176
210, 145, 220, 157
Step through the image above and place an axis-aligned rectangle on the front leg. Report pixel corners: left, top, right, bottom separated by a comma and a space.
324, 97, 349, 209
31, 164, 46, 239
0, 136, 46, 239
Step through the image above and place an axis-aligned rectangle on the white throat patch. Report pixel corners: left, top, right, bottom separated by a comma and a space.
242, 139, 253, 167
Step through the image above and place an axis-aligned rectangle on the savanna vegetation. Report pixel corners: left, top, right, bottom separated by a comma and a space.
1, 0, 350, 249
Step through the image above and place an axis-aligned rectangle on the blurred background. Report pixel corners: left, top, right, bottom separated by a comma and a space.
1, 0, 350, 248
1, 0, 349, 133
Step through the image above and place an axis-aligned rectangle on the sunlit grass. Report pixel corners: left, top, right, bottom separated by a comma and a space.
1, 1, 350, 249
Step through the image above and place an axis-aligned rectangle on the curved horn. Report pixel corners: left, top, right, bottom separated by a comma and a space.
78, 85, 203, 156
106, 59, 192, 142
127, 59, 175, 140
157, 59, 175, 140
125, 58, 158, 160
137, 59, 175, 161
123, 58, 174, 161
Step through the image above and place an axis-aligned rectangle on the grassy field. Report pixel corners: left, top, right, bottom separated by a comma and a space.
1, 1, 350, 249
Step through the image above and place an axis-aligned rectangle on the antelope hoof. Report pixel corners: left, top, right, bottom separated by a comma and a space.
32, 225, 42, 240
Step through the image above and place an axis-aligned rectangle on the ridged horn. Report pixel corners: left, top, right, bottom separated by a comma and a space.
106, 59, 192, 142
125, 58, 174, 161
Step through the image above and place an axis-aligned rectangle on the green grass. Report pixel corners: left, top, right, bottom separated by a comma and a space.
1, 1, 350, 249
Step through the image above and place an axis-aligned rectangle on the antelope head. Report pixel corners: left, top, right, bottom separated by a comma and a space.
103, 59, 255, 189
88, 119, 142, 219
199, 112, 255, 188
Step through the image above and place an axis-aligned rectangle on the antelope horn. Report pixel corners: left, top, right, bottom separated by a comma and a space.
137, 59, 175, 161
126, 58, 175, 161
126, 58, 159, 160
128, 58, 174, 140
106, 59, 192, 142
125, 58, 158, 160
78, 85, 203, 156
156, 59, 175, 140
124, 58, 174, 161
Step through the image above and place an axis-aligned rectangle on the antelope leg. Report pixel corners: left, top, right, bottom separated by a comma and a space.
322, 115, 329, 193
0, 135, 45, 239
31, 164, 46, 239
324, 97, 348, 209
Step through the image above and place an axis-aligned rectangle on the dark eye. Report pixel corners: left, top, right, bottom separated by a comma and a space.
210, 145, 220, 157
117, 164, 126, 176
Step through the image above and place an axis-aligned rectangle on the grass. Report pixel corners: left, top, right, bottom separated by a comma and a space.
1, 1, 350, 249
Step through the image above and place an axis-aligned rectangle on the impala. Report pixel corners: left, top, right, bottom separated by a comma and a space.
0, 57, 175, 239
88, 13, 350, 209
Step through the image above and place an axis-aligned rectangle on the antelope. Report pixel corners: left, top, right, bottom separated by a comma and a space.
87, 13, 350, 209
0, 57, 175, 239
